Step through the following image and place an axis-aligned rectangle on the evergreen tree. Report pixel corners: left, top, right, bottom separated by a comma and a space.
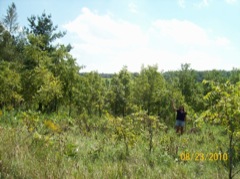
2, 2, 19, 34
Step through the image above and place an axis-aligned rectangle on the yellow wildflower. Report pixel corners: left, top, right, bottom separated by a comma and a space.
44, 120, 60, 133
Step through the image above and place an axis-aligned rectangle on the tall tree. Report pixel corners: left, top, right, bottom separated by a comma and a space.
21, 12, 71, 112
0, 20, 21, 63
80, 72, 106, 117
2, 2, 19, 34
118, 66, 133, 116
24, 12, 66, 51
203, 80, 240, 179
108, 66, 133, 117
33, 66, 62, 112
0, 61, 22, 109
47, 44, 73, 112
134, 65, 166, 115
178, 63, 204, 111
230, 68, 240, 84
178, 64, 195, 103
0, 23, 12, 61
60, 57, 81, 116
23, 34, 51, 69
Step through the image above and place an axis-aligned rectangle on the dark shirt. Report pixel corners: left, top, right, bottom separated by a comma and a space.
176, 110, 187, 121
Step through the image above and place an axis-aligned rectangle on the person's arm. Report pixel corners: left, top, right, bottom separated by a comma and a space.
171, 100, 177, 111
184, 113, 187, 131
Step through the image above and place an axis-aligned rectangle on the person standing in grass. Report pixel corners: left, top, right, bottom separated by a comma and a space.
172, 100, 187, 135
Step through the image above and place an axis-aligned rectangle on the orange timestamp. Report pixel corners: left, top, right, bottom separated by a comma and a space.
179, 152, 228, 161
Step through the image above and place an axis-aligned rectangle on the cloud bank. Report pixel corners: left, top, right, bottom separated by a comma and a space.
63, 7, 236, 73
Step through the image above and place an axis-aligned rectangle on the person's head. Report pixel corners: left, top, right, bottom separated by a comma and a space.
179, 105, 184, 112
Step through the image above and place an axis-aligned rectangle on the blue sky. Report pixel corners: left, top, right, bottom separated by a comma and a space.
1, 0, 240, 73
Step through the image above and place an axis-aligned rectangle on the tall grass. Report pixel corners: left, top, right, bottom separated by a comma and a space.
0, 112, 238, 178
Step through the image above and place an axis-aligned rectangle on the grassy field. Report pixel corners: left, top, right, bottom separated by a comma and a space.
0, 111, 239, 179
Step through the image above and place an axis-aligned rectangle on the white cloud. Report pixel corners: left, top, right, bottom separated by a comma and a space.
128, 2, 138, 14
215, 36, 230, 46
152, 19, 210, 46
63, 7, 236, 73
64, 7, 147, 49
195, 0, 210, 8
225, 0, 237, 4
63, 7, 148, 72
178, 0, 186, 8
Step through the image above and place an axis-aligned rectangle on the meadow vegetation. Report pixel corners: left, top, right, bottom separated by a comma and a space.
0, 3, 240, 179
0, 110, 235, 179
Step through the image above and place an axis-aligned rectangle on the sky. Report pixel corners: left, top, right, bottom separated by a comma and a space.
1, 0, 240, 73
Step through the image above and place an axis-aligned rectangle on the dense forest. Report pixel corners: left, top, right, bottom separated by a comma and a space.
0, 3, 240, 179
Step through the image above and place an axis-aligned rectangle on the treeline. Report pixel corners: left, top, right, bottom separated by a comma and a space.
1, 3, 240, 120
88, 70, 232, 83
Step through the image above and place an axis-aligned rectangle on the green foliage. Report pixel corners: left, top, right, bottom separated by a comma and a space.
109, 116, 137, 156
134, 65, 166, 115
19, 110, 41, 132
24, 12, 66, 51
60, 57, 81, 116
203, 80, 240, 178
107, 111, 167, 156
203, 69, 230, 84
34, 68, 62, 107
203, 80, 240, 130
229, 68, 240, 84
0, 116, 236, 179
0, 61, 22, 108
2, 2, 19, 34
21, 66, 62, 111
178, 64, 204, 112
108, 66, 134, 116
0, 23, 20, 62
1, 3, 240, 178
24, 34, 51, 68
80, 72, 106, 116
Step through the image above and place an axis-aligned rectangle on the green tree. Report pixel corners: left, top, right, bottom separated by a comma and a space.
21, 65, 62, 112
178, 64, 195, 104
178, 63, 204, 112
24, 12, 66, 51
230, 68, 240, 84
118, 66, 133, 116
21, 12, 78, 113
203, 69, 229, 84
0, 22, 21, 63
2, 2, 19, 34
60, 57, 81, 116
33, 67, 62, 112
0, 61, 22, 109
108, 66, 133, 117
203, 80, 240, 179
22, 34, 51, 110
47, 44, 73, 112
134, 65, 165, 115
80, 72, 106, 117
23, 34, 51, 69
0, 3, 26, 66
0, 23, 12, 61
